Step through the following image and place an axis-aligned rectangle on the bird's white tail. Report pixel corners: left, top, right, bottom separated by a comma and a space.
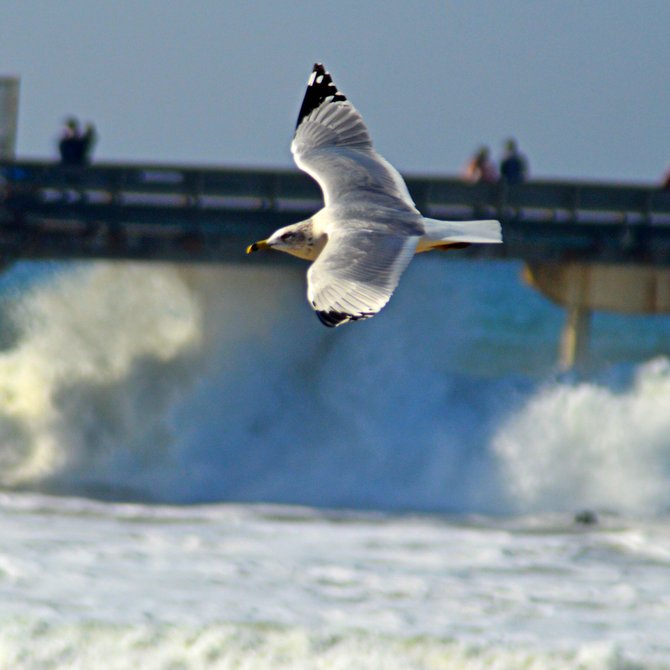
418, 217, 502, 252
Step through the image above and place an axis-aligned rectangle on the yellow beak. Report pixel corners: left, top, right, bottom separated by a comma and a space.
246, 239, 270, 254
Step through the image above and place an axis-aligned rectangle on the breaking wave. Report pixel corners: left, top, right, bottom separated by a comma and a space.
0, 259, 668, 516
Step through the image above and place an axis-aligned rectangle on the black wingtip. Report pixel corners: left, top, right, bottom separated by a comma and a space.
316, 310, 346, 328
316, 309, 376, 328
296, 63, 347, 130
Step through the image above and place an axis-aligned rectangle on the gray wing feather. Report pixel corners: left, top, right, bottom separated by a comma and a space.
307, 227, 419, 327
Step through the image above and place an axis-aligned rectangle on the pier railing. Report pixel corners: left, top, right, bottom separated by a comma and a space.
2, 159, 670, 264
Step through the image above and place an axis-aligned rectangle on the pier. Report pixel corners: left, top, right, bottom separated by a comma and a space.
2, 159, 670, 366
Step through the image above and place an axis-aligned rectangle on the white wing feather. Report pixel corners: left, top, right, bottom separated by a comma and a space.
292, 99, 416, 211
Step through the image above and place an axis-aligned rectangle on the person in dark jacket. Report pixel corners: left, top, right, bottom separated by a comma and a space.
500, 138, 528, 184
58, 117, 81, 165
58, 117, 97, 166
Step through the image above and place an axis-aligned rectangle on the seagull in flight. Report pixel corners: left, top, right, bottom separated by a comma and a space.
247, 63, 502, 327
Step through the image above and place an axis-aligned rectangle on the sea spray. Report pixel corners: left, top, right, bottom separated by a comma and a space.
0, 261, 313, 497
0, 259, 668, 515
493, 358, 670, 515
0, 263, 202, 488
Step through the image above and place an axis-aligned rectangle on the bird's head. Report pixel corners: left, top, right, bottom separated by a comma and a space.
246, 220, 317, 260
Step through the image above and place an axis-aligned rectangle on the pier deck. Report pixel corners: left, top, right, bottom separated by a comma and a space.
2, 160, 670, 265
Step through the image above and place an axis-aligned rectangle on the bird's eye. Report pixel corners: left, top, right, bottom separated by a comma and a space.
281, 232, 295, 241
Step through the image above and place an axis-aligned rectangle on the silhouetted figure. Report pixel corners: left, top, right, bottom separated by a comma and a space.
463, 146, 498, 183
58, 117, 81, 165
58, 117, 97, 166
662, 166, 670, 190
500, 138, 528, 185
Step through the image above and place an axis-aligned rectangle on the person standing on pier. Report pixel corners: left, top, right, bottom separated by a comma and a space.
58, 117, 81, 165
499, 138, 528, 184
58, 117, 98, 166
463, 146, 498, 183
661, 166, 670, 190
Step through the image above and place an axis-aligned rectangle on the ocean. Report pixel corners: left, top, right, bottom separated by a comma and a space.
0, 257, 669, 669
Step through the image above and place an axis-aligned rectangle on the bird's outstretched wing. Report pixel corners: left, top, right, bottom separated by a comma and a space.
307, 224, 419, 327
291, 63, 416, 211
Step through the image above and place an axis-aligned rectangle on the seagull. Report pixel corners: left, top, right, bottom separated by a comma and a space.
247, 63, 502, 327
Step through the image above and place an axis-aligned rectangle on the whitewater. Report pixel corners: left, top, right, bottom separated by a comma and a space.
0, 257, 669, 668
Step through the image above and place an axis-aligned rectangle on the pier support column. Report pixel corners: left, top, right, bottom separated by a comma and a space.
559, 305, 592, 370
523, 262, 670, 370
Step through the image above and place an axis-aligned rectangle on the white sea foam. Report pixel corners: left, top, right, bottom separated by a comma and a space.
1, 493, 669, 669
494, 358, 670, 515
0, 620, 653, 670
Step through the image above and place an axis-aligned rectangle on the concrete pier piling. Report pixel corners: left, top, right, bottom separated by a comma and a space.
560, 306, 592, 370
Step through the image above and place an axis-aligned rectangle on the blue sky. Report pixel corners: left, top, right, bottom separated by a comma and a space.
1, 1, 668, 183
